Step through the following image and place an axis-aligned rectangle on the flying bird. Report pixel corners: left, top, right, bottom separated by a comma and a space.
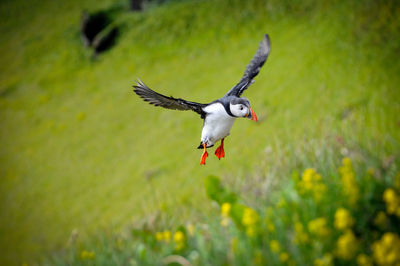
133, 34, 271, 165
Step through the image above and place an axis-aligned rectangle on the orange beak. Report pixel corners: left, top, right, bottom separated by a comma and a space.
249, 107, 258, 121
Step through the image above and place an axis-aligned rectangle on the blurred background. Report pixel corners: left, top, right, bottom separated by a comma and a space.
0, 0, 399, 264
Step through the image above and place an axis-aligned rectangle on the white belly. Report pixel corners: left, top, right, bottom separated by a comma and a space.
201, 103, 236, 146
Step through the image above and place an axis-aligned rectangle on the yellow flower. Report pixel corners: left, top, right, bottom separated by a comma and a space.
155, 232, 164, 241
336, 230, 358, 260
383, 188, 400, 217
339, 157, 359, 205
301, 168, 316, 191
221, 203, 232, 227
303, 168, 316, 182
269, 240, 280, 253
308, 218, 330, 237
242, 207, 259, 226
242, 207, 259, 236
357, 254, 372, 266
372, 232, 400, 265
163, 230, 171, 243
384, 188, 397, 204
334, 208, 354, 231
221, 202, 231, 217
174, 231, 184, 242
280, 252, 289, 262
80, 250, 95, 260
314, 253, 333, 266
293, 222, 309, 244
156, 230, 173, 243
298, 168, 327, 202
173, 231, 185, 250
342, 157, 352, 167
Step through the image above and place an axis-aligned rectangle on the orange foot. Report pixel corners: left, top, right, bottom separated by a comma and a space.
215, 138, 225, 160
200, 143, 209, 165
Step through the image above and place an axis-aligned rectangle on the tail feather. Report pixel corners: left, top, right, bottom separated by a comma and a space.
197, 142, 214, 149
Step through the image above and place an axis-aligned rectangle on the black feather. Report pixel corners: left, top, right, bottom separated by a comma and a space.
225, 34, 271, 97
133, 79, 207, 118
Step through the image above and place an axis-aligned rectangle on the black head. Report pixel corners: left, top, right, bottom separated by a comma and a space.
229, 97, 257, 121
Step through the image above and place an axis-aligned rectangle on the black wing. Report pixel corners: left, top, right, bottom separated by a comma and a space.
225, 34, 271, 97
133, 79, 207, 118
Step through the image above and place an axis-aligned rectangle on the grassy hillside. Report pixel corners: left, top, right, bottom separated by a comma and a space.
0, 0, 399, 264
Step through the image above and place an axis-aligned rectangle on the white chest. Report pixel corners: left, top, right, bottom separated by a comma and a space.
201, 103, 236, 145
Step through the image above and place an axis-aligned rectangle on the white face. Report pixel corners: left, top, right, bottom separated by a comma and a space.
230, 103, 250, 117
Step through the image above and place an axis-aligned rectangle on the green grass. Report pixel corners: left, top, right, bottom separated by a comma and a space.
0, 0, 399, 264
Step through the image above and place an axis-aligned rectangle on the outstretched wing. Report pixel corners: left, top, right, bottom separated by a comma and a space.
133, 79, 207, 118
225, 34, 271, 97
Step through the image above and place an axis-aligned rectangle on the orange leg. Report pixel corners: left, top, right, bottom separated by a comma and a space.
215, 138, 225, 160
200, 143, 209, 165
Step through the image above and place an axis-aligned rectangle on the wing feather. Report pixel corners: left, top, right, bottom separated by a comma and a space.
225, 34, 271, 97
133, 79, 207, 117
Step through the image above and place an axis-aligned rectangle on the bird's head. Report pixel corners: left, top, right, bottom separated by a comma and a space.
229, 97, 258, 121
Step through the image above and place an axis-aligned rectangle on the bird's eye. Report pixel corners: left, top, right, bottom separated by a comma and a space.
240, 106, 244, 110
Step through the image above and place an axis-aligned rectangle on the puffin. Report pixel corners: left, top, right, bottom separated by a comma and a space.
133, 34, 271, 165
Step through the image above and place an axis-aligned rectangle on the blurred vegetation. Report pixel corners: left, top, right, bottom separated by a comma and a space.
48, 158, 400, 265
0, 0, 399, 265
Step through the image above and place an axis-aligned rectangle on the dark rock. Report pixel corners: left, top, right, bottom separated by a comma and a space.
130, 0, 143, 11
81, 10, 111, 47
93, 27, 119, 54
